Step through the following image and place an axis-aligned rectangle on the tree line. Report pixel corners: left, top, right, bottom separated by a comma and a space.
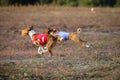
0, 0, 120, 7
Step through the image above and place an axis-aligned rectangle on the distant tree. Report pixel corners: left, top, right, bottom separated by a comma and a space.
100, 0, 116, 7
92, 0, 101, 6
92, 0, 116, 7
65, 0, 78, 6
52, 0, 65, 6
108, 0, 116, 7
0, 0, 119, 7
9, 0, 39, 6
0, 0, 9, 6
37, 0, 53, 5
78, 0, 93, 6
115, 0, 120, 7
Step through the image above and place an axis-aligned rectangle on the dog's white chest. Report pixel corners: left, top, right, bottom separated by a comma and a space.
28, 30, 36, 39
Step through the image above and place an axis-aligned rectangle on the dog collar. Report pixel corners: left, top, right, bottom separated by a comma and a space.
28, 30, 36, 39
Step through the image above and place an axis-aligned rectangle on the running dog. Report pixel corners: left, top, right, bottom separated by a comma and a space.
21, 26, 57, 56
44, 27, 90, 47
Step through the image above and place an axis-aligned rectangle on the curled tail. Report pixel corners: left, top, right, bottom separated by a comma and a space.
77, 27, 82, 34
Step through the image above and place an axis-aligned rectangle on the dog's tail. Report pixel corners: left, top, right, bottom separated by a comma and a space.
77, 27, 82, 34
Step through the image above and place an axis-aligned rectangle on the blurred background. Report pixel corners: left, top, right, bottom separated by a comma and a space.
0, 0, 120, 80
0, 0, 120, 7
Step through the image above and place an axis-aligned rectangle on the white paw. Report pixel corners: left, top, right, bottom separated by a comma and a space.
86, 42, 91, 48
42, 47, 48, 53
86, 44, 90, 47
42, 50, 48, 53
38, 47, 43, 54
38, 51, 43, 54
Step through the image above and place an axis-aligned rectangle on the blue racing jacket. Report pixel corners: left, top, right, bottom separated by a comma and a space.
55, 31, 69, 41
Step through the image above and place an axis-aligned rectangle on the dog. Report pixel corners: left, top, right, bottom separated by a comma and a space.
21, 25, 57, 56
44, 27, 91, 47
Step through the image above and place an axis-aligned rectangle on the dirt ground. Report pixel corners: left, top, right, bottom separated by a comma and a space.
0, 6, 120, 80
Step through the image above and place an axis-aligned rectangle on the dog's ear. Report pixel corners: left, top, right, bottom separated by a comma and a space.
52, 29, 56, 32
44, 27, 53, 34
30, 25, 33, 29
27, 25, 33, 31
44, 27, 50, 34
77, 27, 82, 34
26, 25, 33, 31
48, 27, 51, 30
48, 29, 53, 34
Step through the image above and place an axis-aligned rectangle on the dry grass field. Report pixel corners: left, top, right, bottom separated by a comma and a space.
0, 6, 120, 80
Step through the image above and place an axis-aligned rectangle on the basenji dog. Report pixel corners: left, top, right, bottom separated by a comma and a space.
21, 26, 57, 56
44, 27, 91, 47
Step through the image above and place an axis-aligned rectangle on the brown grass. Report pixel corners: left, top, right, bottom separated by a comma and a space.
0, 6, 120, 80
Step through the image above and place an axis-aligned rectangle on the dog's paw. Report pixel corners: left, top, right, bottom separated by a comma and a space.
42, 47, 48, 53
86, 42, 91, 48
42, 50, 48, 53
38, 47, 43, 54
38, 51, 43, 54
38, 46, 48, 54
86, 45, 90, 47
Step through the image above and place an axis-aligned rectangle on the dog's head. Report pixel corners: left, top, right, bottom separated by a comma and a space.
21, 25, 33, 36
44, 27, 57, 35
44, 27, 64, 43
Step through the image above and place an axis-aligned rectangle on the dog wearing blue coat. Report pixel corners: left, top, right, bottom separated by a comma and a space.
44, 27, 91, 47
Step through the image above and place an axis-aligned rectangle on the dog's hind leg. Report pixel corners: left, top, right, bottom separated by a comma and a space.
74, 38, 87, 47
72, 37, 90, 47
69, 34, 87, 47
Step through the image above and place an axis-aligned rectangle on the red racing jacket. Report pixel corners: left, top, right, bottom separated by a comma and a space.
32, 34, 48, 46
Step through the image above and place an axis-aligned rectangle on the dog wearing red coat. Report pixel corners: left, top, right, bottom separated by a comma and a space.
21, 25, 57, 56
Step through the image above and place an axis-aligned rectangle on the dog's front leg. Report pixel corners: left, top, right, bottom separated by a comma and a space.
85, 42, 91, 47
69, 35, 87, 47
46, 45, 53, 56
33, 39, 41, 46
46, 41, 54, 56
38, 46, 48, 54
46, 35, 57, 56
48, 49, 53, 56
33, 40, 45, 54
41, 46, 48, 53
38, 46, 43, 54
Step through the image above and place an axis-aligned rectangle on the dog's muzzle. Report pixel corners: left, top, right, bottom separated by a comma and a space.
57, 37, 64, 43
60, 37, 64, 41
